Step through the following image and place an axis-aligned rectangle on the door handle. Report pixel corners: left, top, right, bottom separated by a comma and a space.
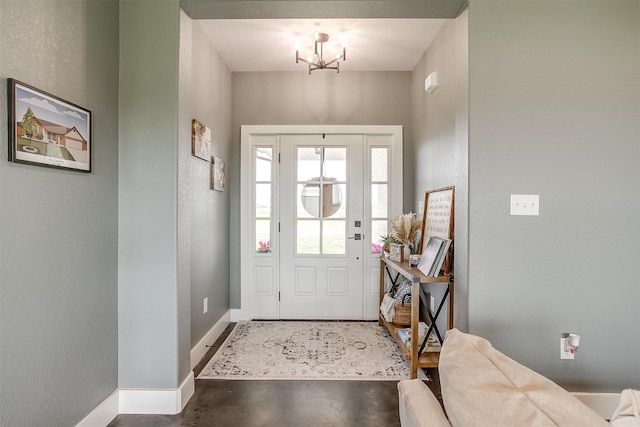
348, 234, 363, 240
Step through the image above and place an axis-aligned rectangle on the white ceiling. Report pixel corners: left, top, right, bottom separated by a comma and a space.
198, 19, 445, 72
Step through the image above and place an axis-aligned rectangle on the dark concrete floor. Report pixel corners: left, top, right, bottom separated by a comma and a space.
110, 379, 403, 427
108, 324, 440, 427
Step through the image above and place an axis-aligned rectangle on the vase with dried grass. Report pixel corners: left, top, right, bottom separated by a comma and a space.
390, 212, 422, 259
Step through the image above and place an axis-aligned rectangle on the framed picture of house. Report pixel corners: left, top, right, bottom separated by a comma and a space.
8, 78, 91, 172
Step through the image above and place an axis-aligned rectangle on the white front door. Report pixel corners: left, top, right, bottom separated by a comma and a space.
239, 125, 403, 321
279, 134, 364, 319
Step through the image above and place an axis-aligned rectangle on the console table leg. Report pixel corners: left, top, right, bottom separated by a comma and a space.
411, 280, 420, 379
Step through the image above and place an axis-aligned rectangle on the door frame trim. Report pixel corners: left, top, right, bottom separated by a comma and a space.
240, 125, 403, 321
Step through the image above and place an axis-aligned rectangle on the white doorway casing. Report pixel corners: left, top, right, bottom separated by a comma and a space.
239, 125, 403, 321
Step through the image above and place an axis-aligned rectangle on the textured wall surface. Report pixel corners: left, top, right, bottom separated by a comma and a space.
118, 0, 189, 388
468, 0, 640, 391
412, 10, 469, 335
181, 16, 233, 348
0, 1, 119, 425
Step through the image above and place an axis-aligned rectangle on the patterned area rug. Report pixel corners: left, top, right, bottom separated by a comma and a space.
197, 321, 412, 380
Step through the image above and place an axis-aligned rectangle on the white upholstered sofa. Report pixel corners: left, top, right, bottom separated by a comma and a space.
398, 329, 638, 427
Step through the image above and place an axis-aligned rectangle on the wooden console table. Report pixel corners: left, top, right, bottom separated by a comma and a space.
379, 256, 454, 379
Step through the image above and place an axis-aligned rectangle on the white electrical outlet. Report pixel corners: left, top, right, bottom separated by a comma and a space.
203, 297, 208, 314
510, 194, 540, 216
560, 337, 574, 360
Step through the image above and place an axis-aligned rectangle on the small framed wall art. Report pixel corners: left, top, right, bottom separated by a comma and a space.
8, 78, 91, 172
192, 119, 211, 161
211, 156, 225, 191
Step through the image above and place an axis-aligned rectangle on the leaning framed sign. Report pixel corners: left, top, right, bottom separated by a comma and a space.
7, 78, 91, 172
418, 186, 454, 274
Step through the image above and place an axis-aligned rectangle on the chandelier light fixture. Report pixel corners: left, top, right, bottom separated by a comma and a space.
296, 32, 346, 74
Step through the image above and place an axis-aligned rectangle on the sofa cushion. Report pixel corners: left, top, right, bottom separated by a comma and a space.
439, 329, 609, 427
610, 389, 640, 426
398, 379, 452, 427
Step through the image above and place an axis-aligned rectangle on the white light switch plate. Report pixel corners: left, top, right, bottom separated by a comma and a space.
510, 194, 539, 216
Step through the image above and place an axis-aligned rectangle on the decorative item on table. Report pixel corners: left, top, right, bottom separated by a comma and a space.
397, 322, 428, 347
389, 278, 412, 301
423, 334, 442, 352
392, 294, 412, 326
388, 278, 412, 325
388, 243, 404, 262
380, 278, 412, 325
379, 293, 411, 326
417, 236, 452, 277
380, 293, 397, 323
409, 254, 421, 267
390, 212, 422, 260
419, 186, 455, 274
380, 234, 402, 255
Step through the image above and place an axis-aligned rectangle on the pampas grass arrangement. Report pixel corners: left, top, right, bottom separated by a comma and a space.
391, 212, 421, 249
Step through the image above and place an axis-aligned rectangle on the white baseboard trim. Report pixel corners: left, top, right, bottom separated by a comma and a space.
119, 371, 195, 415
190, 309, 231, 369
76, 310, 238, 426
572, 392, 621, 420
75, 390, 119, 427
230, 308, 251, 322
180, 371, 196, 412
75, 373, 196, 425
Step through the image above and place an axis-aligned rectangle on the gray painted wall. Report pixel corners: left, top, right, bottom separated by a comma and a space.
412, 11, 469, 336
119, 0, 191, 388
0, 1, 119, 425
230, 71, 413, 306
468, 0, 640, 391
181, 16, 233, 346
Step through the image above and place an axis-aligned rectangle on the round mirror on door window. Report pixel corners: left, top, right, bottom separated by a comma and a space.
301, 177, 343, 218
